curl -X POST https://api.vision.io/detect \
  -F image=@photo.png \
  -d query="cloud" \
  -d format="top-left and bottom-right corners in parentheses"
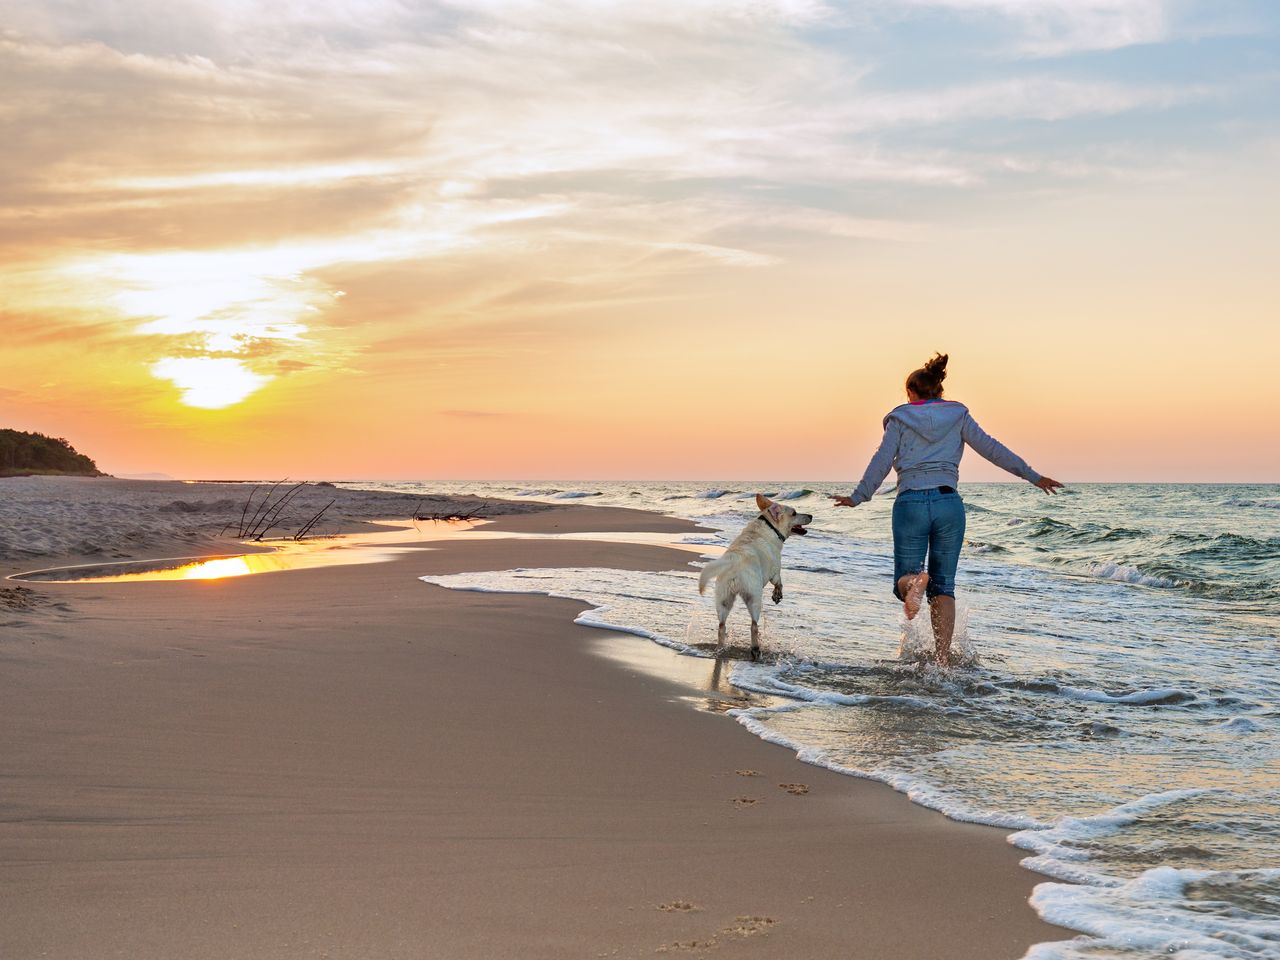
top-left (892, 0), bottom-right (1172, 56)
top-left (1, 0), bottom-right (1265, 410)
top-left (843, 75), bottom-right (1213, 128)
top-left (0, 311), bottom-right (140, 348)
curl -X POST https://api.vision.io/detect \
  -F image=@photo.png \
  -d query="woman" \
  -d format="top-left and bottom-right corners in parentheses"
top-left (832, 353), bottom-right (1062, 665)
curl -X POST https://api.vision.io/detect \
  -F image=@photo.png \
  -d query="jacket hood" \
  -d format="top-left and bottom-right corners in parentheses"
top-left (885, 400), bottom-right (968, 444)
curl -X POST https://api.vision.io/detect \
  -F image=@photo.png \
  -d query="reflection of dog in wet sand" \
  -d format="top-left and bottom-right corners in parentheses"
top-left (698, 494), bottom-right (812, 660)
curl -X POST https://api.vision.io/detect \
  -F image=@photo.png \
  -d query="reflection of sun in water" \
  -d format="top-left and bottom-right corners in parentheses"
top-left (151, 357), bottom-right (271, 409)
top-left (179, 556), bottom-right (254, 579)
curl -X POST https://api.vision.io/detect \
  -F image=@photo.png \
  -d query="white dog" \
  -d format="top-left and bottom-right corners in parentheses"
top-left (698, 494), bottom-right (812, 660)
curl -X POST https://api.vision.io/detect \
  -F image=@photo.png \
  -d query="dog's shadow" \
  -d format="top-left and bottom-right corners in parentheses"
top-left (688, 642), bottom-right (775, 663)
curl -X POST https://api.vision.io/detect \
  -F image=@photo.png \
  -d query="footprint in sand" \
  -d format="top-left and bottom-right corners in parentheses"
top-left (726, 916), bottom-right (776, 938)
top-left (657, 900), bottom-right (700, 912)
top-left (657, 937), bottom-right (716, 953)
top-left (730, 796), bottom-right (763, 807)
top-left (656, 915), bottom-right (777, 953)
top-left (0, 587), bottom-right (43, 611)
top-left (779, 783), bottom-right (809, 795)
top-left (734, 769), bottom-right (761, 777)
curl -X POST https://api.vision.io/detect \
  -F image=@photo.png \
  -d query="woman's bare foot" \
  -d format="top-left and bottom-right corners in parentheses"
top-left (897, 572), bottom-right (929, 620)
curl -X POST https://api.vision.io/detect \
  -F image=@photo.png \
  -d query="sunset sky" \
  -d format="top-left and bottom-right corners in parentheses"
top-left (2, 0), bottom-right (1276, 481)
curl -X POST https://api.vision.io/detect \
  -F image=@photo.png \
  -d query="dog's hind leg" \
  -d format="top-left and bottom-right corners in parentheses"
top-left (744, 592), bottom-right (763, 661)
top-left (715, 593), bottom-right (733, 651)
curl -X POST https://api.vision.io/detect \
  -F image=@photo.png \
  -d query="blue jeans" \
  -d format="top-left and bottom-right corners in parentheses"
top-left (891, 488), bottom-right (966, 599)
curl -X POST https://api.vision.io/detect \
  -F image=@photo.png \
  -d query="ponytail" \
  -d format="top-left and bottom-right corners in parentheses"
top-left (906, 353), bottom-right (948, 399)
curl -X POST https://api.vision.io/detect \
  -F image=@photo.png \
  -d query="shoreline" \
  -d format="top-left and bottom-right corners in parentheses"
top-left (1, 490), bottom-right (1068, 958)
top-left (0, 475), bottom-right (557, 576)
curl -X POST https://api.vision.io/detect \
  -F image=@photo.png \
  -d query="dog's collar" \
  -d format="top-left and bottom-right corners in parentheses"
top-left (758, 513), bottom-right (786, 542)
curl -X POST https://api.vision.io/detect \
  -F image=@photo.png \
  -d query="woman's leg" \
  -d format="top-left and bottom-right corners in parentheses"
top-left (891, 493), bottom-right (931, 620)
top-left (926, 493), bottom-right (967, 665)
top-left (930, 596), bottom-right (956, 663)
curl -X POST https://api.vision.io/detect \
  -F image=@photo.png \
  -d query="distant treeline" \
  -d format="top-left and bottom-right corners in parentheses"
top-left (0, 429), bottom-right (101, 477)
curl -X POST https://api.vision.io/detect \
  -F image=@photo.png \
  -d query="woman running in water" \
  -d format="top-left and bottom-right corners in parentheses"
top-left (833, 353), bottom-right (1063, 665)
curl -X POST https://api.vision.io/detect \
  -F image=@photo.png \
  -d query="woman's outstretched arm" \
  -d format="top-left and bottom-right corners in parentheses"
top-left (961, 413), bottom-right (1063, 493)
top-left (836, 419), bottom-right (903, 507)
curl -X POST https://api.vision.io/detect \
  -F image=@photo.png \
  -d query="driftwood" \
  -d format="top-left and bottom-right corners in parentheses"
top-left (413, 501), bottom-right (486, 523)
top-left (222, 479), bottom-right (311, 541)
top-left (220, 485), bottom-right (484, 543)
top-left (242, 479), bottom-right (288, 537)
top-left (249, 482), bottom-right (308, 541)
top-left (294, 499), bottom-right (336, 541)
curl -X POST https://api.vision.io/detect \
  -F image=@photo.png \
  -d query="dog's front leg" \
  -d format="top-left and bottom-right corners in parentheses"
top-left (771, 575), bottom-right (783, 605)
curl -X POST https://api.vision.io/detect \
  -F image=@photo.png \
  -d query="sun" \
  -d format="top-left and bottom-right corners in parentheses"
top-left (151, 357), bottom-right (272, 409)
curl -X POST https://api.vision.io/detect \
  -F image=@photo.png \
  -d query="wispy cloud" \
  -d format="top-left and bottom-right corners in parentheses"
top-left (0, 0), bottom-right (1271, 415)
top-left (892, 0), bottom-right (1171, 56)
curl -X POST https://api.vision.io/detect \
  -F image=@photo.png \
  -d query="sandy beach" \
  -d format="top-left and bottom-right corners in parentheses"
top-left (1, 479), bottom-right (1065, 959)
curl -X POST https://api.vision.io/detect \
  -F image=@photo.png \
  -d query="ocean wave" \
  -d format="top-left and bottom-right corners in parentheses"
top-left (1000, 517), bottom-right (1150, 550)
top-left (553, 490), bottom-right (601, 499)
top-left (1009, 789), bottom-right (1229, 890)
top-left (1025, 866), bottom-right (1280, 960)
top-left (1174, 532), bottom-right (1280, 562)
top-left (1014, 789), bottom-right (1224, 850)
top-left (1219, 717), bottom-right (1266, 733)
top-left (1077, 720), bottom-right (1125, 738)
top-left (1225, 497), bottom-right (1280, 510)
top-left (1059, 684), bottom-right (1196, 706)
top-left (694, 488), bottom-right (734, 499)
top-left (965, 540), bottom-right (1007, 554)
top-left (730, 666), bottom-right (941, 711)
top-left (1008, 679), bottom-right (1196, 706)
top-left (1026, 517), bottom-right (1073, 537)
top-left (1082, 562), bottom-right (1180, 589)
top-left (774, 488), bottom-right (814, 501)
top-left (1094, 526), bottom-right (1146, 541)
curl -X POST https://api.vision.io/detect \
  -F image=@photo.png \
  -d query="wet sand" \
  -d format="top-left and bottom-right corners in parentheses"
top-left (1, 502), bottom-right (1066, 958)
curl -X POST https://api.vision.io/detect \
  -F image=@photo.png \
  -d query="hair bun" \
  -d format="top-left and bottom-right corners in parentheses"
top-left (906, 352), bottom-right (949, 399)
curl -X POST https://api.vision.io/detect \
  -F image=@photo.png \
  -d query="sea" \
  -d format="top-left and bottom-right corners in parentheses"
top-left (352, 480), bottom-right (1279, 959)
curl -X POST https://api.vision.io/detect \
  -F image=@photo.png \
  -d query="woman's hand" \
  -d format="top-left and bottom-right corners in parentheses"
top-left (1035, 476), bottom-right (1064, 495)
top-left (831, 496), bottom-right (856, 508)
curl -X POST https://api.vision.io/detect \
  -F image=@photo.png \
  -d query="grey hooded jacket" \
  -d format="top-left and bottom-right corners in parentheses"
top-left (849, 399), bottom-right (1041, 505)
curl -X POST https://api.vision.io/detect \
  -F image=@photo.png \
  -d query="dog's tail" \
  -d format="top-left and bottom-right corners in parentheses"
top-left (698, 555), bottom-right (735, 595)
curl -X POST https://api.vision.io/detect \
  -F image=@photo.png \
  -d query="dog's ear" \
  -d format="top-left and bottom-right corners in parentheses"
top-left (755, 493), bottom-right (772, 512)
